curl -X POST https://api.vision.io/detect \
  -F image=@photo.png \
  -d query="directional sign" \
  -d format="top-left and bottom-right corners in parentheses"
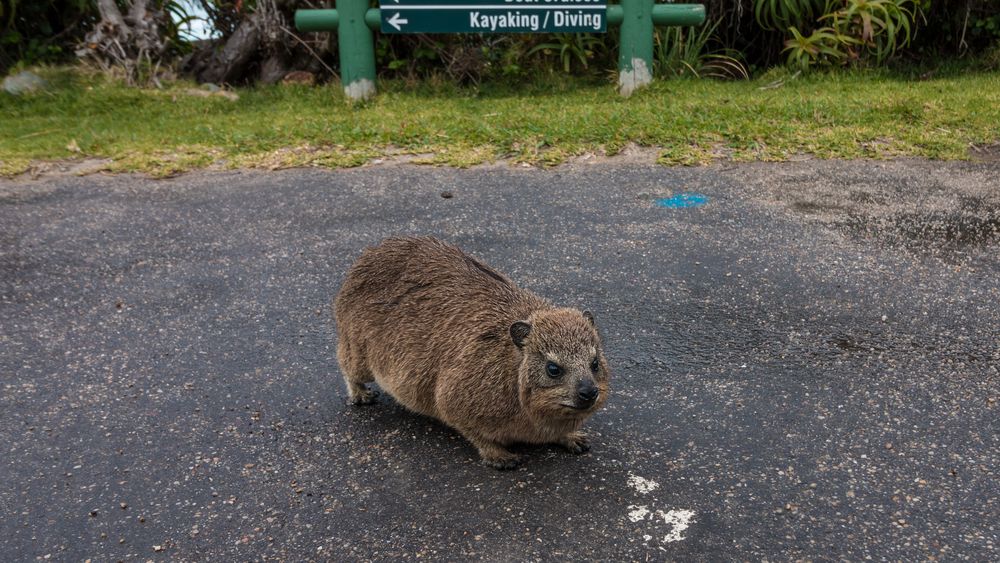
top-left (379, 0), bottom-right (608, 34)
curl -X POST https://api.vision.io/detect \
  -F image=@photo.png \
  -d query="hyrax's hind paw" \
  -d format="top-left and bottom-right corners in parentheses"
top-left (473, 440), bottom-right (521, 470)
top-left (560, 432), bottom-right (591, 455)
top-left (482, 455), bottom-right (522, 471)
top-left (349, 387), bottom-right (379, 405)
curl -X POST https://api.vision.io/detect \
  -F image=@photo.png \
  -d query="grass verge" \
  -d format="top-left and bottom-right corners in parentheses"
top-left (1, 67), bottom-right (998, 177)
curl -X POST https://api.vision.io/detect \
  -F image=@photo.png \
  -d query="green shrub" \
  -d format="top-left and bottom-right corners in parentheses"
top-left (780, 0), bottom-right (920, 69)
top-left (754, 0), bottom-right (826, 32)
top-left (824, 0), bottom-right (918, 64)
top-left (655, 19), bottom-right (749, 79)
top-left (0, 0), bottom-right (98, 73)
top-left (528, 33), bottom-right (607, 74)
top-left (1, 0), bottom-right (198, 75)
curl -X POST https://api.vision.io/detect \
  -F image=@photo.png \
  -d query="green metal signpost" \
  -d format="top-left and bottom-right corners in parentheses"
top-left (295, 0), bottom-right (705, 101)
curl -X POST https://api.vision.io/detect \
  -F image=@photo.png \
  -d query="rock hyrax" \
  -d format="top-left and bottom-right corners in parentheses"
top-left (333, 236), bottom-right (610, 469)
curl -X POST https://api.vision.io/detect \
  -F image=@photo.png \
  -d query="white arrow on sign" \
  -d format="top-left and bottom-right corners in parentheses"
top-left (388, 12), bottom-right (408, 30)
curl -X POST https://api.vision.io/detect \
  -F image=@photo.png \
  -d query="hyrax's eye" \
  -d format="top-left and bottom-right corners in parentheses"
top-left (590, 358), bottom-right (600, 373)
top-left (545, 361), bottom-right (562, 378)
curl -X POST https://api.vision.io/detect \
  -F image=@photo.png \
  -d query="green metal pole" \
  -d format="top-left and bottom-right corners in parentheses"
top-left (294, 9), bottom-right (338, 31)
top-left (293, 8), bottom-right (383, 31)
top-left (618, 0), bottom-right (655, 97)
top-left (607, 5), bottom-right (706, 27)
top-left (651, 4), bottom-right (705, 26)
top-left (365, 9), bottom-right (381, 29)
top-left (337, 0), bottom-right (376, 101)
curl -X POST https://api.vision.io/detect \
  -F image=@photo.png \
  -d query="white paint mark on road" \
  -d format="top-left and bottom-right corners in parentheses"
top-left (628, 504), bottom-right (697, 545)
top-left (657, 509), bottom-right (696, 543)
top-left (626, 473), bottom-right (695, 544)
top-left (628, 505), bottom-right (650, 522)
top-left (627, 472), bottom-right (660, 494)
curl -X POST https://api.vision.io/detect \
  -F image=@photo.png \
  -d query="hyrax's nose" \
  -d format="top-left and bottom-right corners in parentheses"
top-left (577, 379), bottom-right (599, 405)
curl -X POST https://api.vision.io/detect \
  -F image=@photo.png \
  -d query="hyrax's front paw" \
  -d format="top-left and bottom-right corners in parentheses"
top-left (349, 388), bottom-right (379, 405)
top-left (560, 432), bottom-right (591, 455)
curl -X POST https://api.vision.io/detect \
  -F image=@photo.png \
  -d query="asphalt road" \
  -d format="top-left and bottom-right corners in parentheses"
top-left (1, 159), bottom-right (998, 561)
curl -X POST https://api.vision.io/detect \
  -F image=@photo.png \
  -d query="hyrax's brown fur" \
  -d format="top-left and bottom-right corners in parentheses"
top-left (333, 237), bottom-right (610, 469)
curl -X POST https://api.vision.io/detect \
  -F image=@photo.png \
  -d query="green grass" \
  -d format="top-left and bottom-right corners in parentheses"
top-left (1, 66), bottom-right (998, 177)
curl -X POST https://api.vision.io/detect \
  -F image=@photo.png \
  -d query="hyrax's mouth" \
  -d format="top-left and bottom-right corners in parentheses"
top-left (559, 401), bottom-right (596, 412)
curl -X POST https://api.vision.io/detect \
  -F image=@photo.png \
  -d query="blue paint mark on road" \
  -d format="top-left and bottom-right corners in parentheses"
top-left (656, 193), bottom-right (709, 209)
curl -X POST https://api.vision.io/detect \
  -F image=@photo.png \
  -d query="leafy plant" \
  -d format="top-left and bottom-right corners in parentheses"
top-left (0, 0), bottom-right (98, 73)
top-left (0, 0), bottom-right (199, 75)
top-left (163, 0), bottom-right (201, 47)
top-left (782, 0), bottom-right (920, 69)
top-left (655, 19), bottom-right (749, 80)
top-left (754, 0), bottom-right (826, 32)
top-left (782, 25), bottom-right (854, 68)
top-left (376, 35), bottom-right (445, 78)
top-left (527, 33), bottom-right (606, 73)
top-left (970, 14), bottom-right (1000, 47)
top-left (822, 0), bottom-right (917, 64)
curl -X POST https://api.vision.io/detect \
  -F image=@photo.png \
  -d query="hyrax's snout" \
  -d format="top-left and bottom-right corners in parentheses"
top-left (576, 378), bottom-right (600, 407)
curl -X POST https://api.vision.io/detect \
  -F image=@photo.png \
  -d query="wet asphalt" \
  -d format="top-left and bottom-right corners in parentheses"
top-left (1, 159), bottom-right (998, 561)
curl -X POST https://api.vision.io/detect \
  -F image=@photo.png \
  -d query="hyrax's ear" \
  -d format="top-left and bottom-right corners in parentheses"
top-left (509, 321), bottom-right (532, 348)
top-left (582, 310), bottom-right (596, 327)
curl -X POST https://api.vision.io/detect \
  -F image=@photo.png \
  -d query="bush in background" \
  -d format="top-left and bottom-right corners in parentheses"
top-left (0, 0), bottom-right (99, 73)
top-left (3, 0), bottom-right (998, 84)
top-left (780, 0), bottom-right (920, 69)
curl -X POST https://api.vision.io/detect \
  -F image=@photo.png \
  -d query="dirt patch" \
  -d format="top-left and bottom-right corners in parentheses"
top-left (564, 143), bottom-right (663, 167)
top-left (790, 200), bottom-right (850, 215)
top-left (969, 143), bottom-right (1000, 163)
top-left (724, 159), bottom-right (1000, 258)
top-left (17, 158), bottom-right (113, 180)
top-left (841, 210), bottom-right (1000, 250)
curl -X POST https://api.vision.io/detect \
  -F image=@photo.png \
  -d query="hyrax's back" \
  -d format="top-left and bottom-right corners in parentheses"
top-left (333, 237), bottom-right (545, 415)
